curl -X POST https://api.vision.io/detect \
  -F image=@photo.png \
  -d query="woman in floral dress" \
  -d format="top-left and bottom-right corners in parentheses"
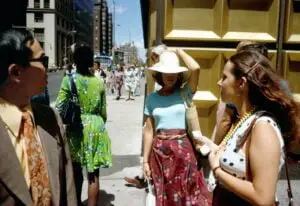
top-left (55, 45), bottom-right (112, 206)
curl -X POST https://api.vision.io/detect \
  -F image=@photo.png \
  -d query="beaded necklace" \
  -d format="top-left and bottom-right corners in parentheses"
top-left (218, 107), bottom-right (257, 150)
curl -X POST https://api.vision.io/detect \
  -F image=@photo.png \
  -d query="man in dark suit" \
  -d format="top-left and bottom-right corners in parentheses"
top-left (0, 30), bottom-right (77, 205)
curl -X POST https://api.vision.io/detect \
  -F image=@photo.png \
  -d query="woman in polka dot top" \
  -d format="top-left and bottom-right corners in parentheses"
top-left (205, 50), bottom-right (300, 206)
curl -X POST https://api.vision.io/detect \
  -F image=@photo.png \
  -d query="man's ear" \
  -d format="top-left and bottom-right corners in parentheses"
top-left (8, 64), bottom-right (21, 81)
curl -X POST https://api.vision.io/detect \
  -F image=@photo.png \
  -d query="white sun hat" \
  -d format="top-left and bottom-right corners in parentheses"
top-left (147, 51), bottom-right (191, 84)
top-left (151, 44), bottom-right (167, 55)
top-left (149, 51), bottom-right (188, 73)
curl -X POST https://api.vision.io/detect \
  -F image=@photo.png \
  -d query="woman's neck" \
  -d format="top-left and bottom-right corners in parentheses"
top-left (159, 86), bottom-right (176, 96)
top-left (235, 99), bottom-right (255, 119)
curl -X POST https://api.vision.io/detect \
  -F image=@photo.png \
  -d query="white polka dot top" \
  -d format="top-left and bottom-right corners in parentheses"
top-left (219, 113), bottom-right (285, 180)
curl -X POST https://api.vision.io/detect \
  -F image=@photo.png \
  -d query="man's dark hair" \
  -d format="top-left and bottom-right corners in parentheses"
top-left (0, 29), bottom-right (34, 85)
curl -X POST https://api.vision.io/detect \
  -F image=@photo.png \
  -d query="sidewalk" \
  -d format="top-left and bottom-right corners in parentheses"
top-left (81, 92), bottom-right (146, 206)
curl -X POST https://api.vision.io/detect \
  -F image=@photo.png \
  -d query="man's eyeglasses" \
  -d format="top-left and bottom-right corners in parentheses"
top-left (29, 56), bottom-right (49, 69)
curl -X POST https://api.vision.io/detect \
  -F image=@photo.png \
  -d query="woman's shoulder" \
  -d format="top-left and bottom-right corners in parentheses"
top-left (147, 91), bottom-right (158, 98)
top-left (253, 114), bottom-right (280, 131)
top-left (146, 91), bottom-right (160, 102)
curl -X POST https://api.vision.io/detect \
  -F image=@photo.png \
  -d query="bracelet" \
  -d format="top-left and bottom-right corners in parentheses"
top-left (212, 166), bottom-right (221, 176)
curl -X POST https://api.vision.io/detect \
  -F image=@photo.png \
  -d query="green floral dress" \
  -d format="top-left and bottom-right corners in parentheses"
top-left (55, 73), bottom-right (112, 172)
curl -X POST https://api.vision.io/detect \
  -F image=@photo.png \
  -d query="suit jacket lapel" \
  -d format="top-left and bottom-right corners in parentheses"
top-left (37, 125), bottom-right (61, 206)
top-left (0, 119), bottom-right (32, 205)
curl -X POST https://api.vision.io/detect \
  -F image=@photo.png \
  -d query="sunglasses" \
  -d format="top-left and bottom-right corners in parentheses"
top-left (29, 56), bottom-right (49, 69)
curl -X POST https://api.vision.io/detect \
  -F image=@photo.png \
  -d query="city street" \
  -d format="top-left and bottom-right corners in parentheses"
top-left (48, 71), bottom-right (300, 205)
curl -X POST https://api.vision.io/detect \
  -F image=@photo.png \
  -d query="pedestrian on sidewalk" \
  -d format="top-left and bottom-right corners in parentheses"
top-left (143, 50), bottom-right (211, 206)
top-left (115, 65), bottom-right (124, 100)
top-left (56, 44), bottom-right (112, 206)
top-left (124, 44), bottom-right (167, 189)
top-left (204, 41), bottom-right (295, 192)
top-left (94, 61), bottom-right (107, 83)
top-left (0, 29), bottom-right (77, 206)
top-left (133, 66), bottom-right (141, 96)
top-left (212, 41), bottom-right (270, 146)
top-left (124, 65), bottom-right (135, 101)
top-left (106, 69), bottom-right (114, 94)
top-left (212, 42), bottom-right (292, 145)
top-left (197, 50), bottom-right (300, 205)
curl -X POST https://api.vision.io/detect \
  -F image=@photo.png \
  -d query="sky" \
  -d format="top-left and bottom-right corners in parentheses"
top-left (107, 0), bottom-right (146, 60)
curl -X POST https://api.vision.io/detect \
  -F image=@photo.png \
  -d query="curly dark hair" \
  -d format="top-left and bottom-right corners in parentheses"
top-left (152, 72), bottom-right (184, 89)
top-left (236, 42), bottom-right (268, 58)
top-left (229, 50), bottom-right (300, 151)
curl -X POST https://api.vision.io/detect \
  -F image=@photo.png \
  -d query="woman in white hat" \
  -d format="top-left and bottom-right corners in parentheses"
top-left (143, 49), bottom-right (211, 206)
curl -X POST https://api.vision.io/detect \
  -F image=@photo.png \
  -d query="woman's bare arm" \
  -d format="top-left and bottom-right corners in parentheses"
top-left (143, 116), bottom-right (155, 163)
top-left (214, 122), bottom-right (281, 205)
top-left (176, 49), bottom-right (200, 93)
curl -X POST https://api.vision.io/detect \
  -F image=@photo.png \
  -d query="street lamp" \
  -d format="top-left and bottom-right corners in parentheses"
top-left (112, 0), bottom-right (116, 65)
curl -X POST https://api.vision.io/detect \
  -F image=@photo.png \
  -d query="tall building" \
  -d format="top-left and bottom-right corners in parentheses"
top-left (107, 13), bottom-right (113, 56)
top-left (74, 0), bottom-right (93, 47)
top-left (26, 0), bottom-right (75, 68)
top-left (93, 0), bottom-right (113, 56)
top-left (119, 42), bottom-right (138, 65)
top-left (93, 1), bottom-right (101, 56)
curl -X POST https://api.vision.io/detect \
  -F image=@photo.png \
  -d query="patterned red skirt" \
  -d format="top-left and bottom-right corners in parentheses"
top-left (150, 129), bottom-right (211, 206)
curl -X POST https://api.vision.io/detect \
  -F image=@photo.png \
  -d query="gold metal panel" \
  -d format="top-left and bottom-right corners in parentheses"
top-left (193, 91), bottom-right (218, 109)
top-left (285, 0), bottom-right (300, 43)
top-left (283, 51), bottom-right (300, 93)
top-left (146, 0), bottom-right (157, 94)
top-left (185, 48), bottom-right (223, 137)
top-left (149, 0), bottom-right (157, 47)
top-left (222, 0), bottom-right (279, 42)
top-left (163, 0), bottom-right (279, 42)
top-left (163, 0), bottom-right (223, 41)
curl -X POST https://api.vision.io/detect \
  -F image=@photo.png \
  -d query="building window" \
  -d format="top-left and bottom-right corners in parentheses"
top-left (39, 41), bottom-right (44, 49)
top-left (34, 13), bottom-right (44, 22)
top-left (34, 0), bottom-right (40, 8)
top-left (34, 28), bottom-right (44, 42)
top-left (44, 0), bottom-right (50, 8)
top-left (57, 16), bottom-right (60, 26)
